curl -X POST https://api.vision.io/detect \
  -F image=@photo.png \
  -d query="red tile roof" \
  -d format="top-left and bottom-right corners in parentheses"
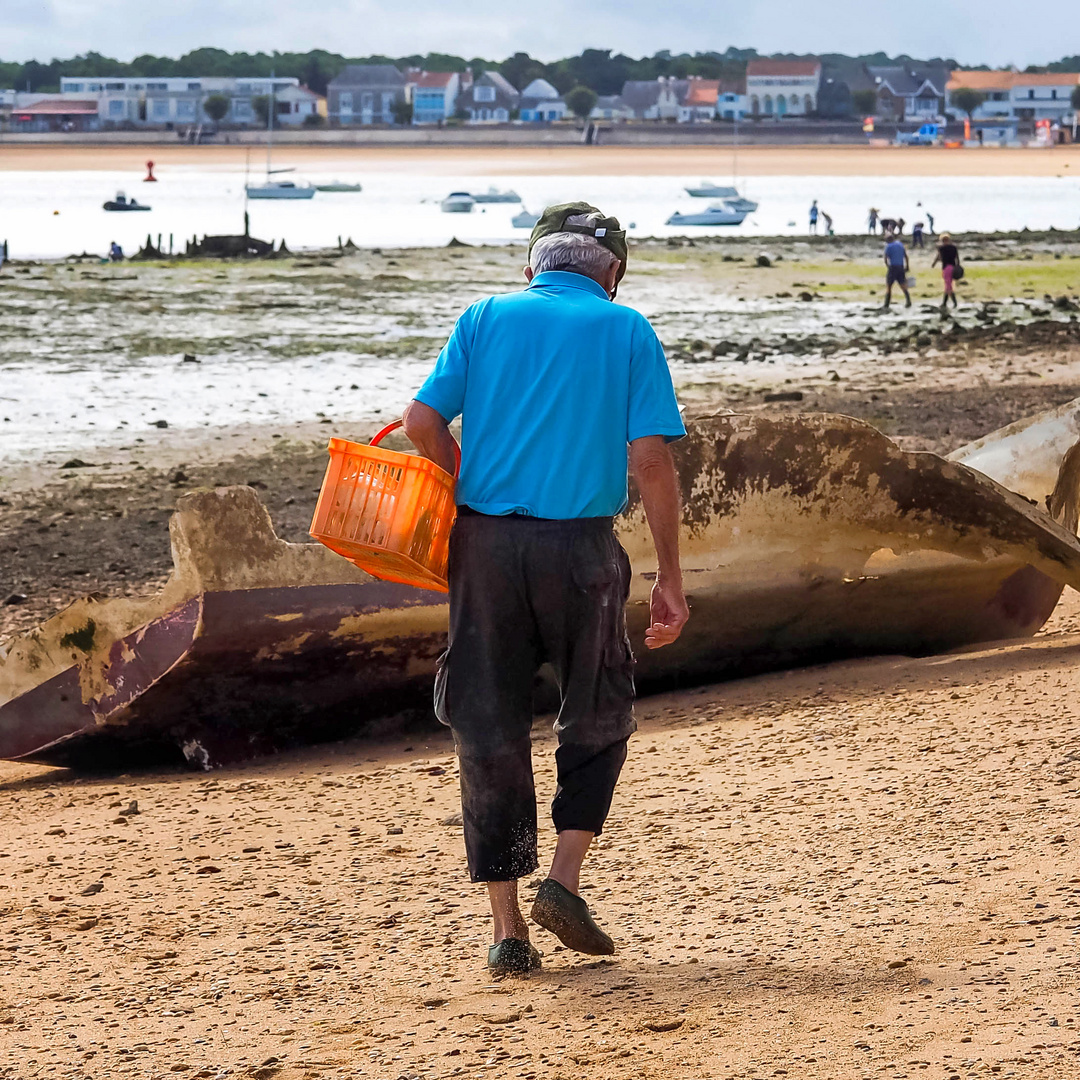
top-left (746, 60), bottom-right (821, 77)
top-left (684, 79), bottom-right (720, 106)
top-left (15, 99), bottom-right (98, 115)
top-left (412, 72), bottom-right (456, 88)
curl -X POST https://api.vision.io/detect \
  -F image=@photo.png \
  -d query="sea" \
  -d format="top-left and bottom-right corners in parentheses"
top-left (1, 167), bottom-right (1079, 260)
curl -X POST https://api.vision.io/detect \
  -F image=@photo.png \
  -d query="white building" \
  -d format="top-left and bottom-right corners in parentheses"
top-left (59, 75), bottom-right (302, 128)
top-left (947, 70), bottom-right (1080, 125)
top-left (745, 59), bottom-right (821, 118)
top-left (518, 78), bottom-right (566, 122)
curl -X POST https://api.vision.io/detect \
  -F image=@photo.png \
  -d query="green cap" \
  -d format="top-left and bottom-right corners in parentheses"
top-left (528, 201), bottom-right (628, 284)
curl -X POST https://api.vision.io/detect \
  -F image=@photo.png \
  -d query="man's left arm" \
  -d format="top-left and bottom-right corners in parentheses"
top-left (403, 400), bottom-right (458, 476)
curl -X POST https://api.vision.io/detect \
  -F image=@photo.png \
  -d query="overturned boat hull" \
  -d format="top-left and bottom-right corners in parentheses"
top-left (3, 411), bottom-right (1080, 769)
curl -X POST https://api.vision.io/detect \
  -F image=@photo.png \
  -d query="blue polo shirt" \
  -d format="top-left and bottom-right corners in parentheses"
top-left (885, 240), bottom-right (907, 267)
top-left (414, 270), bottom-right (685, 519)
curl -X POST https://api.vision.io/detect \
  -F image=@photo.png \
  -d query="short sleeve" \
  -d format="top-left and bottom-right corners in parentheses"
top-left (627, 316), bottom-right (686, 444)
top-left (413, 305), bottom-right (478, 422)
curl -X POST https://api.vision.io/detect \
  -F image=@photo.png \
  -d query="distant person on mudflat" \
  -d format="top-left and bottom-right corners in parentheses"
top-left (809, 200), bottom-right (819, 235)
top-left (403, 202), bottom-right (689, 976)
top-left (821, 211), bottom-right (834, 236)
top-left (883, 235), bottom-right (912, 309)
top-left (868, 208), bottom-right (879, 234)
top-left (932, 232), bottom-right (961, 309)
top-left (926, 211), bottom-right (935, 235)
top-left (912, 221), bottom-right (925, 248)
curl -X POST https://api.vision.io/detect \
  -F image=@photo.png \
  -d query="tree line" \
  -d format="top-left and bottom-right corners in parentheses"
top-left (3, 47), bottom-right (1077, 98)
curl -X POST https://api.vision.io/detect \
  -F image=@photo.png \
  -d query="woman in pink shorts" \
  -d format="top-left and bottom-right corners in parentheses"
top-left (932, 233), bottom-right (961, 310)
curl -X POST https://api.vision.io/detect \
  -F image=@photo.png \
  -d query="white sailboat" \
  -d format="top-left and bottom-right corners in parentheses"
top-left (246, 78), bottom-right (315, 200)
top-left (684, 117), bottom-right (758, 213)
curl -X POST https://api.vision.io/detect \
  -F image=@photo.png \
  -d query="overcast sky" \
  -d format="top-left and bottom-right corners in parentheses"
top-left (2, 0), bottom-right (1070, 69)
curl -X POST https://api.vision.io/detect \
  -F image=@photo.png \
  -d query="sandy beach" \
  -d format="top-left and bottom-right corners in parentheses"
top-left (2, 143), bottom-right (1080, 176)
top-left (2, 607), bottom-right (1080, 1078)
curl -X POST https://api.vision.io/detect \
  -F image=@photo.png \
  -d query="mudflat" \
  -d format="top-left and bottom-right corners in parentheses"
top-left (2, 142), bottom-right (1080, 176)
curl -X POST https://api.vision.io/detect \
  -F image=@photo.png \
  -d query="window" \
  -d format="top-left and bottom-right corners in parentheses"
top-left (235, 101), bottom-right (253, 120)
top-left (338, 91), bottom-right (353, 113)
top-left (67, 83), bottom-right (83, 92)
top-left (1028, 89), bottom-right (1035, 99)
top-left (106, 82), bottom-right (124, 90)
top-left (474, 85), bottom-right (496, 103)
top-left (382, 92), bottom-right (394, 112)
top-left (804, 94), bottom-right (813, 113)
top-left (1052, 89), bottom-right (1057, 99)
top-left (764, 94), bottom-right (773, 114)
top-left (238, 83), bottom-right (252, 94)
top-left (108, 99), bottom-right (125, 117)
top-left (495, 108), bottom-right (508, 122)
top-left (361, 92), bottom-right (374, 111)
top-left (750, 94), bottom-right (760, 115)
top-left (176, 100), bottom-right (195, 120)
top-left (147, 82), bottom-right (167, 91)
top-left (187, 82), bottom-right (201, 91)
top-left (88, 83), bottom-right (101, 91)
top-left (151, 99), bottom-right (170, 120)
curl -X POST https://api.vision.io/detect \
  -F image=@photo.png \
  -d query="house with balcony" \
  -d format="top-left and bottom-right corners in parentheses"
top-left (746, 59), bottom-right (821, 118)
top-left (457, 71), bottom-right (520, 123)
top-left (866, 64), bottom-right (948, 121)
top-left (327, 65), bottom-right (407, 125)
top-left (519, 78), bottom-right (566, 122)
top-left (410, 71), bottom-right (460, 124)
top-left (946, 70), bottom-right (1080, 136)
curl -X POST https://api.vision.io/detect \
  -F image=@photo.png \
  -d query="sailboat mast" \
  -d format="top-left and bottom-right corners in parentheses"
top-left (265, 71), bottom-right (274, 179)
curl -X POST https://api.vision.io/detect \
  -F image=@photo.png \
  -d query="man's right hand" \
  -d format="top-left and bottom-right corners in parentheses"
top-left (644, 573), bottom-right (689, 650)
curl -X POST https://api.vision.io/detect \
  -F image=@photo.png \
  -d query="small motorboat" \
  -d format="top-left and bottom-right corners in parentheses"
top-left (512, 208), bottom-right (541, 228)
top-left (666, 204), bottom-right (748, 227)
top-left (685, 181), bottom-right (738, 198)
top-left (723, 195), bottom-right (759, 213)
top-left (246, 180), bottom-right (315, 200)
top-left (315, 181), bottom-right (363, 193)
top-left (441, 192), bottom-right (476, 213)
top-left (471, 187), bottom-right (521, 203)
top-left (103, 192), bottom-right (150, 212)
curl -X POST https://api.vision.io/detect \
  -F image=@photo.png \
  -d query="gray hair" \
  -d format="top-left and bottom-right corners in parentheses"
top-left (529, 213), bottom-right (618, 282)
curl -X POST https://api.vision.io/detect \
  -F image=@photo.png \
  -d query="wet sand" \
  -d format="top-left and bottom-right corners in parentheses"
top-left (3, 143), bottom-right (1080, 176)
top-left (2, 607), bottom-right (1080, 1077)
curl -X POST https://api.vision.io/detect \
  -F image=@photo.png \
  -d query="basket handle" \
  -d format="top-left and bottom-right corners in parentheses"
top-left (370, 419), bottom-right (461, 479)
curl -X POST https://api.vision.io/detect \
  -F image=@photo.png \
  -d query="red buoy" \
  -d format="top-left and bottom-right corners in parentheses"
top-left (144, 160), bottom-right (157, 182)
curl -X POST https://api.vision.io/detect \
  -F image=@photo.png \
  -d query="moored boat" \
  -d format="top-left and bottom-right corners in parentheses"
top-left (315, 181), bottom-right (363, 193)
top-left (441, 192), bottom-right (476, 213)
top-left (512, 208), bottom-right (541, 228)
top-left (471, 187), bottom-right (521, 203)
top-left (666, 203), bottom-right (748, 226)
top-left (685, 181), bottom-right (738, 198)
top-left (246, 179), bottom-right (315, 200)
top-left (103, 192), bottom-right (150, 212)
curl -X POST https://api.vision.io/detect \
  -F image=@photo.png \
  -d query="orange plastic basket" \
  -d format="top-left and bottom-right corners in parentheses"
top-left (309, 420), bottom-right (459, 593)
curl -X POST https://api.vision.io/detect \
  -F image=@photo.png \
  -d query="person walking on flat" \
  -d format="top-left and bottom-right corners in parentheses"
top-left (932, 232), bottom-right (962, 309)
top-left (883, 234), bottom-right (912, 309)
top-left (404, 202), bottom-right (689, 975)
top-left (809, 199), bottom-right (819, 235)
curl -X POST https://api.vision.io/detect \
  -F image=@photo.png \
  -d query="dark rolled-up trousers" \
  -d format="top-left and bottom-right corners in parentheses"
top-left (435, 508), bottom-right (636, 882)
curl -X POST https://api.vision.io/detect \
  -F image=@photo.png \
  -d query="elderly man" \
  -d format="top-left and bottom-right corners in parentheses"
top-left (403, 202), bottom-right (688, 975)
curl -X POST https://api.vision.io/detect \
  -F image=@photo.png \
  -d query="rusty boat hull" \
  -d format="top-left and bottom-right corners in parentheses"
top-left (4, 410), bottom-right (1080, 769)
